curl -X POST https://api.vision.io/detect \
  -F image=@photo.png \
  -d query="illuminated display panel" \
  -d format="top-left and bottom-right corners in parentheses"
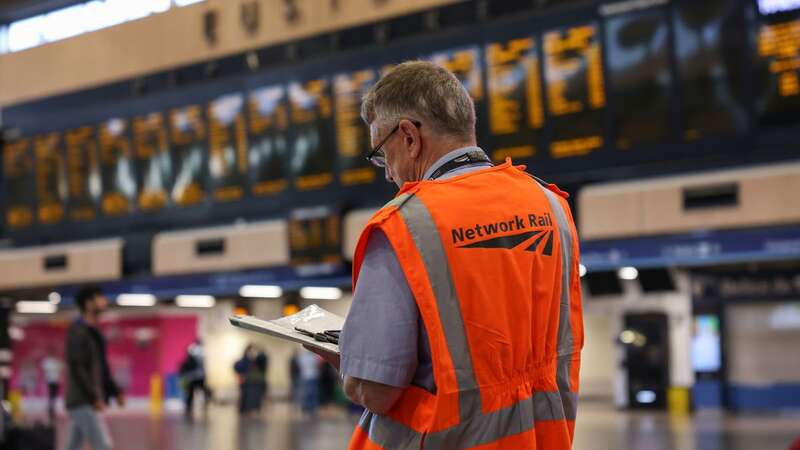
top-left (288, 208), bottom-right (342, 270)
top-left (98, 118), bottom-right (137, 216)
top-left (3, 137), bottom-right (35, 228)
top-left (606, 8), bottom-right (673, 149)
top-left (65, 126), bottom-right (100, 222)
top-left (168, 105), bottom-right (207, 206)
top-left (429, 46), bottom-right (485, 102)
top-left (673, 0), bottom-right (748, 140)
top-left (208, 93), bottom-right (248, 202)
top-left (248, 85), bottom-right (290, 197)
top-left (289, 78), bottom-right (335, 191)
top-left (544, 23), bottom-right (606, 158)
top-left (334, 69), bottom-right (379, 186)
top-left (755, 13), bottom-right (800, 125)
top-left (7, 2), bottom-right (799, 238)
top-left (34, 132), bottom-right (67, 224)
top-left (132, 112), bottom-right (171, 212)
top-left (484, 36), bottom-right (545, 164)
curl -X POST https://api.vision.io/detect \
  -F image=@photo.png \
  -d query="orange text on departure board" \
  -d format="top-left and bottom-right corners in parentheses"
top-left (544, 25), bottom-right (606, 116)
top-left (486, 37), bottom-right (544, 135)
top-left (759, 19), bottom-right (800, 97)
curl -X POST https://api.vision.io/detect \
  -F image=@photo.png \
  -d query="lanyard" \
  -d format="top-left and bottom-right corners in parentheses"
top-left (427, 150), bottom-right (493, 180)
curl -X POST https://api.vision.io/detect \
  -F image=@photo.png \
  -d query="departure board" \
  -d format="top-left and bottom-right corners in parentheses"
top-left (755, 14), bottom-right (800, 124)
top-left (34, 132), bottom-right (67, 224)
top-left (98, 118), bottom-right (137, 216)
top-left (169, 105), bottom-right (207, 206)
top-left (288, 206), bottom-right (342, 272)
top-left (673, 0), bottom-right (748, 140)
top-left (289, 79), bottom-right (335, 191)
top-left (8, 1), bottom-right (800, 239)
top-left (429, 46), bottom-right (485, 102)
top-left (334, 69), bottom-right (378, 186)
top-left (248, 85), bottom-right (290, 197)
top-left (485, 36), bottom-right (544, 163)
top-left (606, 9), bottom-right (672, 149)
top-left (3, 138), bottom-right (35, 229)
top-left (208, 93), bottom-right (248, 202)
top-left (544, 23), bottom-right (606, 158)
top-left (65, 127), bottom-right (100, 222)
top-left (132, 112), bottom-right (171, 212)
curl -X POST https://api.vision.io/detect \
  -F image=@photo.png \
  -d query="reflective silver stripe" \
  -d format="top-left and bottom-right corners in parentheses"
top-left (399, 196), bottom-right (482, 422)
top-left (361, 391), bottom-right (573, 449)
top-left (540, 186), bottom-right (578, 419)
top-left (384, 192), bottom-right (413, 210)
top-left (361, 410), bottom-right (424, 449)
top-left (561, 391), bottom-right (579, 421)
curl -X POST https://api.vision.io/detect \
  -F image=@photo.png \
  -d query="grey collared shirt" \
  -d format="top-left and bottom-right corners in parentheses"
top-left (339, 146), bottom-right (492, 392)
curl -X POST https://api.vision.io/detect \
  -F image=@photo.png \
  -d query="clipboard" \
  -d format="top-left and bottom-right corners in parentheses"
top-left (229, 304), bottom-right (343, 355)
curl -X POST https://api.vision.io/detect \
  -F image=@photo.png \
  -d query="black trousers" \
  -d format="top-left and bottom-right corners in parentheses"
top-left (47, 382), bottom-right (58, 416)
top-left (185, 378), bottom-right (211, 412)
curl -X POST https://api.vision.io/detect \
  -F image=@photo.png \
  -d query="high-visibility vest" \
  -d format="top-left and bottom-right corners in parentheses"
top-left (348, 160), bottom-right (584, 450)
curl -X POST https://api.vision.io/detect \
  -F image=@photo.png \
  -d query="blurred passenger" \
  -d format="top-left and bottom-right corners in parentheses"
top-left (257, 347), bottom-right (270, 404)
top-left (18, 360), bottom-right (38, 397)
top-left (64, 286), bottom-right (124, 450)
top-left (41, 347), bottom-right (62, 419)
top-left (289, 350), bottom-right (300, 404)
top-left (179, 340), bottom-right (211, 416)
top-left (296, 349), bottom-right (321, 417)
top-left (319, 363), bottom-right (338, 406)
top-left (234, 344), bottom-right (268, 415)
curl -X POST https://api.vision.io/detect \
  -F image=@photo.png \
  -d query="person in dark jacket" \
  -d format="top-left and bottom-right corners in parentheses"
top-left (179, 340), bottom-right (212, 417)
top-left (63, 286), bottom-right (124, 450)
top-left (234, 344), bottom-right (268, 415)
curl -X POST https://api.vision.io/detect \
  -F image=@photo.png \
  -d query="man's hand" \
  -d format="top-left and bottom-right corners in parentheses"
top-left (343, 376), bottom-right (404, 415)
top-left (94, 400), bottom-right (106, 412)
top-left (302, 345), bottom-right (403, 414)
top-left (303, 345), bottom-right (340, 371)
top-left (117, 394), bottom-right (126, 408)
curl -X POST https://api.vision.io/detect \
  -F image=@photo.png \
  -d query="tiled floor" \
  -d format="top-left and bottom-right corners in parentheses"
top-left (45, 401), bottom-right (799, 450)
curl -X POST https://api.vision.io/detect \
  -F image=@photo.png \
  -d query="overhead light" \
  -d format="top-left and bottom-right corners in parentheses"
top-left (300, 287), bottom-right (342, 300)
top-left (636, 390), bottom-right (657, 404)
top-left (579, 264), bottom-right (587, 278)
top-left (116, 293), bottom-right (157, 307)
top-left (618, 266), bottom-right (639, 281)
top-left (16, 301), bottom-right (57, 314)
top-left (48, 292), bottom-right (61, 305)
top-left (175, 295), bottom-right (216, 308)
top-left (239, 285), bottom-right (283, 298)
top-left (620, 329), bottom-right (636, 345)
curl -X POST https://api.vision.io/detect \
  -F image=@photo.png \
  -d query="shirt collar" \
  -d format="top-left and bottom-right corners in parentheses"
top-left (422, 146), bottom-right (489, 180)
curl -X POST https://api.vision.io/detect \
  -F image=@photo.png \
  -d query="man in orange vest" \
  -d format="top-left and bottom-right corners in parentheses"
top-left (313, 60), bottom-right (584, 449)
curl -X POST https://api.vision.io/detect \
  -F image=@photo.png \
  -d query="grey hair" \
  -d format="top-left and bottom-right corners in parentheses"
top-left (361, 60), bottom-right (476, 140)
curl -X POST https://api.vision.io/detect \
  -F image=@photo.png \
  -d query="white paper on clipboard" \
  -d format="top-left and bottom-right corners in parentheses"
top-left (229, 304), bottom-right (344, 355)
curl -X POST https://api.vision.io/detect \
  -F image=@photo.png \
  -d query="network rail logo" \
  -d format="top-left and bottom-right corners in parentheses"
top-left (451, 213), bottom-right (555, 255)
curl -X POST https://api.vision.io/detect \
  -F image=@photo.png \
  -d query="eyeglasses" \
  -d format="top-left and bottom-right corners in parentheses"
top-left (366, 120), bottom-right (421, 168)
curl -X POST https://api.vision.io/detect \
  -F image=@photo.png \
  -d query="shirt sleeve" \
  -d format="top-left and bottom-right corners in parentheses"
top-left (339, 229), bottom-right (420, 388)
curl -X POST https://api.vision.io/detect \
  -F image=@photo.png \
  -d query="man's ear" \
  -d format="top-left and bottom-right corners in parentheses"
top-left (399, 120), bottom-right (421, 159)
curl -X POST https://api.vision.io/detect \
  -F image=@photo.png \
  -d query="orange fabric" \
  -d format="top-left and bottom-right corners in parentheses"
top-left (533, 420), bottom-right (572, 450)
top-left (348, 426), bottom-right (385, 450)
top-left (349, 161), bottom-right (583, 449)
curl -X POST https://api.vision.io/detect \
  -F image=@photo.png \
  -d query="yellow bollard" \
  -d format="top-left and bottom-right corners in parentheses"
top-left (8, 389), bottom-right (22, 424)
top-left (150, 374), bottom-right (162, 416)
top-left (667, 386), bottom-right (691, 416)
